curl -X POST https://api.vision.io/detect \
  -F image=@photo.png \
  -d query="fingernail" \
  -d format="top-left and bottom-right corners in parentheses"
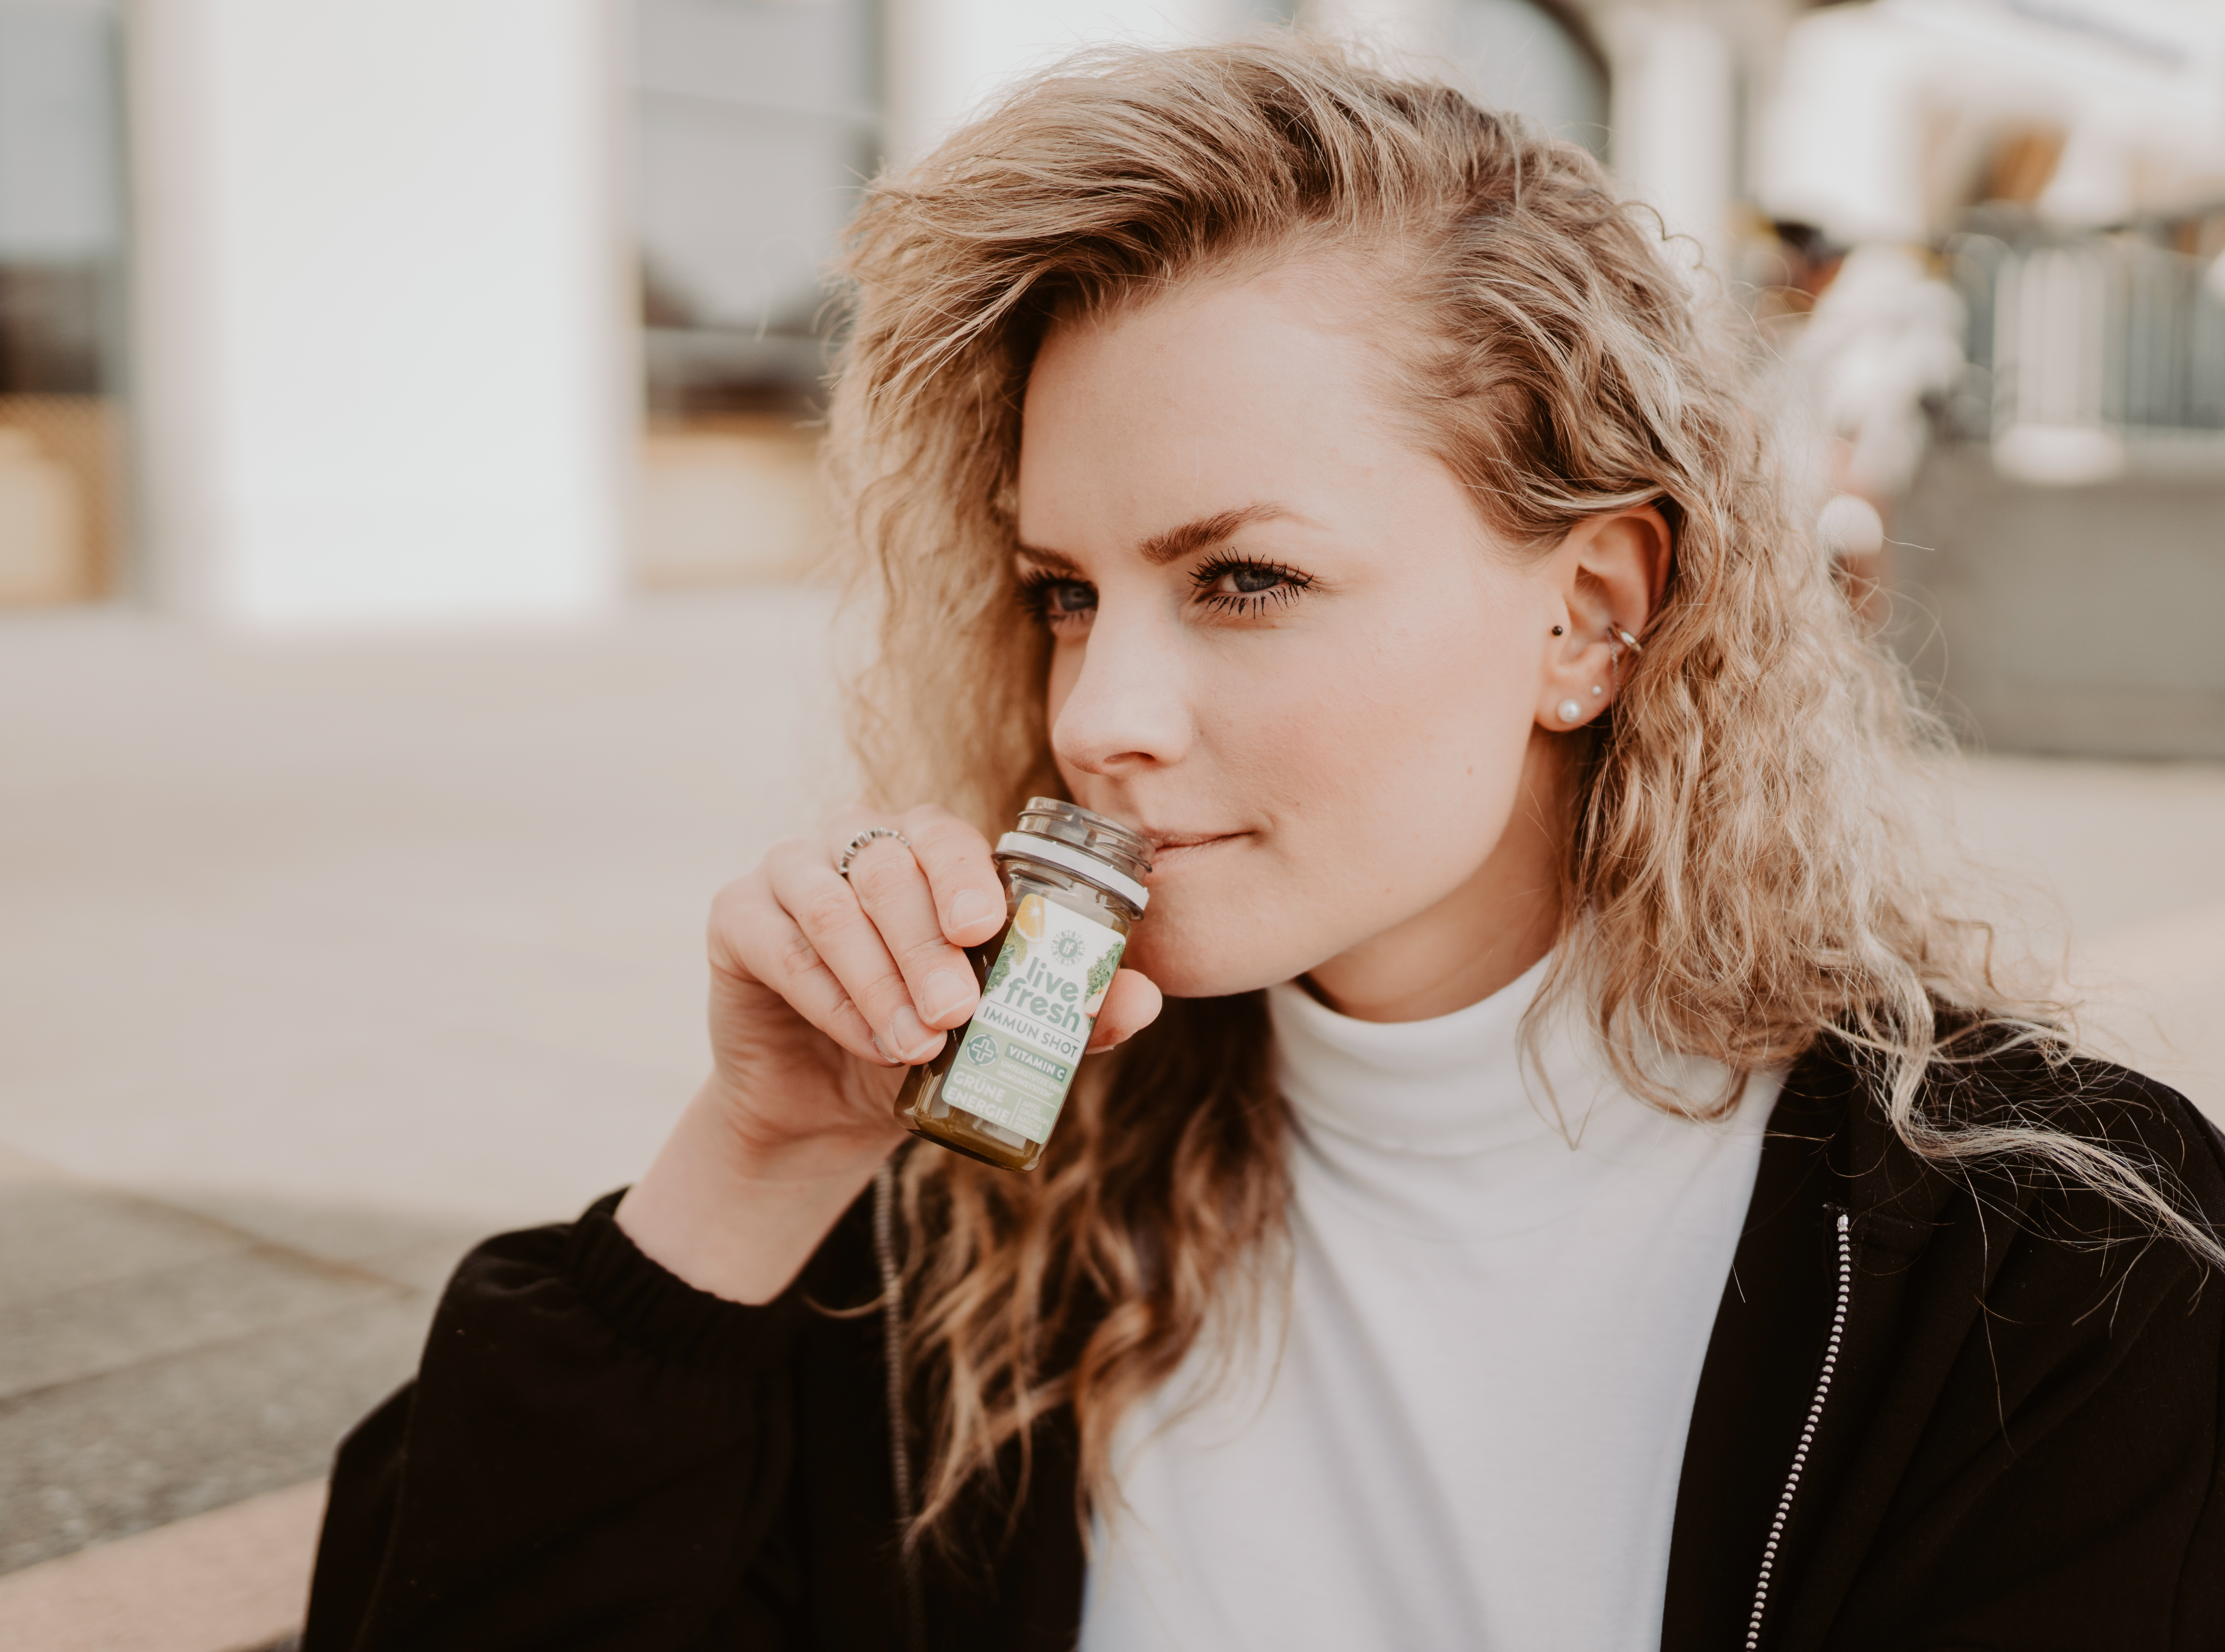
top-left (869, 1033), bottom-right (898, 1065)
top-left (949, 888), bottom-right (994, 930)
top-left (889, 1006), bottom-right (938, 1063)
top-left (919, 967), bottom-right (976, 1024)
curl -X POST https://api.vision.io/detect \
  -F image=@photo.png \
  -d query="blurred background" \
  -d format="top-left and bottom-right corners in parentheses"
top-left (1, 0), bottom-right (2220, 1645)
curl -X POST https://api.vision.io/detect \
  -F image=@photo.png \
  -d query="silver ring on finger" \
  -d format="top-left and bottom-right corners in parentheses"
top-left (837, 825), bottom-right (913, 879)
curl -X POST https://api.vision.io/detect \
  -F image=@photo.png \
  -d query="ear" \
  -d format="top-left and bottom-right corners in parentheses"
top-left (1535, 505), bottom-right (1671, 733)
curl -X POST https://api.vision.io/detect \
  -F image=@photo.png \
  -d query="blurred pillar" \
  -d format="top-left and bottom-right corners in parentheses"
top-left (1752, 3), bottom-right (1922, 247)
top-left (128, 0), bottom-right (630, 627)
top-left (1602, 8), bottom-right (1735, 277)
top-left (882, 0), bottom-right (1252, 166)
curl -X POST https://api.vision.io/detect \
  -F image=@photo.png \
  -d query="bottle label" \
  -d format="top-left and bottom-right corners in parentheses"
top-left (945, 893), bottom-right (1125, 1145)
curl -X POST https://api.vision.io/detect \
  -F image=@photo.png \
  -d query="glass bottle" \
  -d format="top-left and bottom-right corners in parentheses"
top-left (895, 798), bottom-right (1150, 1171)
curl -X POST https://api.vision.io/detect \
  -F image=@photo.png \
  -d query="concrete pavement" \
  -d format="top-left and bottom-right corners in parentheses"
top-left (0, 1480), bottom-right (321, 1652)
top-left (2, 589), bottom-right (849, 1645)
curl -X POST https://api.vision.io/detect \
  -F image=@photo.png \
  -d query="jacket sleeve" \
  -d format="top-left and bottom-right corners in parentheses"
top-left (301, 1190), bottom-right (857, 1651)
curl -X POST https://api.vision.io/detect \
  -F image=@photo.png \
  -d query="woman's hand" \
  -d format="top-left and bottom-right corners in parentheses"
top-left (617, 803), bottom-right (1162, 1304)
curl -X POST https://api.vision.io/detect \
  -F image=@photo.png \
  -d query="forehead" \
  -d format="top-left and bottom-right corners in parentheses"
top-left (1014, 267), bottom-right (1411, 557)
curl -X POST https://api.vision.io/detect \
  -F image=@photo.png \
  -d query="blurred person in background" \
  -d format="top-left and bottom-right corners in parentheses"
top-left (1751, 220), bottom-right (1964, 630)
top-left (304, 40), bottom-right (2225, 1652)
top-left (1790, 241), bottom-right (1964, 627)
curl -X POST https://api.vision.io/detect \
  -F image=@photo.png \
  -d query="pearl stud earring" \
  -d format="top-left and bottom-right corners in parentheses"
top-left (1556, 698), bottom-right (1583, 724)
top-left (1591, 684), bottom-right (1604, 696)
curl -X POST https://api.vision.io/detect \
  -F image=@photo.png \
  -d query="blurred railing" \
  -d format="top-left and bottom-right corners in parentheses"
top-left (1947, 224), bottom-right (2225, 477)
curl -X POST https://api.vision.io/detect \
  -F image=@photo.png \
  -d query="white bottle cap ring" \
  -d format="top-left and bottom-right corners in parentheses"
top-left (994, 831), bottom-right (1150, 911)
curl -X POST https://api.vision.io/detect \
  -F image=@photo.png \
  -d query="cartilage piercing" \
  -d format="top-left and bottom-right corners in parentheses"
top-left (1605, 623), bottom-right (1642, 685)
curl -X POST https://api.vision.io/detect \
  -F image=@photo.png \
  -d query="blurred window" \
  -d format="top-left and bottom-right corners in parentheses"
top-left (632, 0), bottom-right (876, 588)
top-left (0, 0), bottom-right (126, 606)
top-left (624, 0), bottom-right (1605, 589)
top-left (635, 0), bottom-right (876, 420)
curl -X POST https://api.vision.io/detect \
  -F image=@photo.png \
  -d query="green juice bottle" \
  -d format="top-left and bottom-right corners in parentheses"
top-left (895, 799), bottom-right (1150, 1172)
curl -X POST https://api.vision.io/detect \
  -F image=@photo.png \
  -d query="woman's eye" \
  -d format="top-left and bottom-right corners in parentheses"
top-left (1220, 565), bottom-right (1284, 595)
top-left (1194, 557), bottom-right (1311, 615)
top-left (1023, 576), bottom-right (1097, 631)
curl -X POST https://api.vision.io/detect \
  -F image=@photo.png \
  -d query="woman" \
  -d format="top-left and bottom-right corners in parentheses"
top-left (304, 40), bottom-right (2225, 1652)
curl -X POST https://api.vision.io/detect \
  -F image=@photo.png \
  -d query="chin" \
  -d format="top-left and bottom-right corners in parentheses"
top-left (1119, 900), bottom-right (1310, 1001)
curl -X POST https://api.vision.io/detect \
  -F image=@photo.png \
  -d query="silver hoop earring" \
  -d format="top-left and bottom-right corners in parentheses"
top-left (1556, 698), bottom-right (1583, 725)
top-left (1605, 625), bottom-right (1642, 683)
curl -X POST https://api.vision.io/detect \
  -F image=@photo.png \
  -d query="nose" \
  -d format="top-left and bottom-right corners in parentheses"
top-left (1048, 603), bottom-right (1194, 779)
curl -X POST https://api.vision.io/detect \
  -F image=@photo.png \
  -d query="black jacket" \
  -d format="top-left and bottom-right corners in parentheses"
top-left (305, 1037), bottom-right (2225, 1650)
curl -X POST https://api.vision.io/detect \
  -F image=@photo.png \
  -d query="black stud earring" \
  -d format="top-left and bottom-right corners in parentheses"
top-left (1550, 624), bottom-right (1564, 636)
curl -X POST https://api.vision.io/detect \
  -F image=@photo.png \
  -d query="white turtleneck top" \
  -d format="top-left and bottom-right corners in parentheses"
top-left (1077, 956), bottom-right (1781, 1651)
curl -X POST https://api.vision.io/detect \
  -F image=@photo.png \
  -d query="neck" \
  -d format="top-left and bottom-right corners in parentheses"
top-left (1302, 731), bottom-right (1569, 1023)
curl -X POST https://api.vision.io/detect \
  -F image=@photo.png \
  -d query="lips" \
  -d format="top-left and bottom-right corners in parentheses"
top-left (1138, 831), bottom-right (1246, 876)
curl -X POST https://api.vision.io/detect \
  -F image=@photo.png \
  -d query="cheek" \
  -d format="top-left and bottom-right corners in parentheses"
top-left (1119, 582), bottom-right (1544, 995)
top-left (1120, 870), bottom-right (1293, 997)
top-left (1044, 639), bottom-right (1082, 725)
top-left (1263, 586), bottom-right (1539, 843)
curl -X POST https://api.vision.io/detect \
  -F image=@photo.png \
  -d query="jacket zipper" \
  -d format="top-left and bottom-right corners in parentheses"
top-left (1744, 1211), bottom-right (1852, 1651)
top-left (874, 1157), bottom-right (927, 1652)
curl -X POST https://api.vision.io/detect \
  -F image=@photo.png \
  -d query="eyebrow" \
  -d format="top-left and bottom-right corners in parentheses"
top-left (1016, 503), bottom-right (1300, 574)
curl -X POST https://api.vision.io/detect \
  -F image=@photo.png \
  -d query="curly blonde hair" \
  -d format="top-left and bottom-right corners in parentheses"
top-left (821, 35), bottom-right (2211, 1552)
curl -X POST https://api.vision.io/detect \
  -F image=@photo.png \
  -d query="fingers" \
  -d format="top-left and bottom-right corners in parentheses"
top-left (894, 804), bottom-right (1007, 948)
top-left (763, 838), bottom-right (952, 1065)
top-left (834, 810), bottom-right (992, 1035)
top-left (1087, 968), bottom-right (1164, 1054)
top-left (708, 870), bottom-right (885, 1065)
top-left (733, 807), bottom-right (1151, 1079)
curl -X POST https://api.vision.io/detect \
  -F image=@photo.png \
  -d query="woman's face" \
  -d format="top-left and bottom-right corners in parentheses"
top-left (1016, 264), bottom-right (1656, 1018)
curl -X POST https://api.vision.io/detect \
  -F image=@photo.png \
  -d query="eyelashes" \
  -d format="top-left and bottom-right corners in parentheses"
top-left (1018, 554), bottom-right (1314, 631)
top-left (1190, 550), bottom-right (1312, 617)
top-left (1016, 570), bottom-right (1097, 629)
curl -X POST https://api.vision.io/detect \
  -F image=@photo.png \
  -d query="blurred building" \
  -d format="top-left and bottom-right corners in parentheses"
top-left (630, 0), bottom-right (1611, 586)
top-left (1752, 0), bottom-right (2225, 758)
top-left (0, 0), bottom-right (1617, 619)
top-left (0, 0), bottom-right (628, 625)
top-left (1759, 0), bottom-right (2225, 482)
top-left (3, 0), bottom-right (2221, 754)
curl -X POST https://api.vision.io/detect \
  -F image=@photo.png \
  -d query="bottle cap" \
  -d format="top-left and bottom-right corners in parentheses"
top-left (999, 797), bottom-right (1151, 911)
